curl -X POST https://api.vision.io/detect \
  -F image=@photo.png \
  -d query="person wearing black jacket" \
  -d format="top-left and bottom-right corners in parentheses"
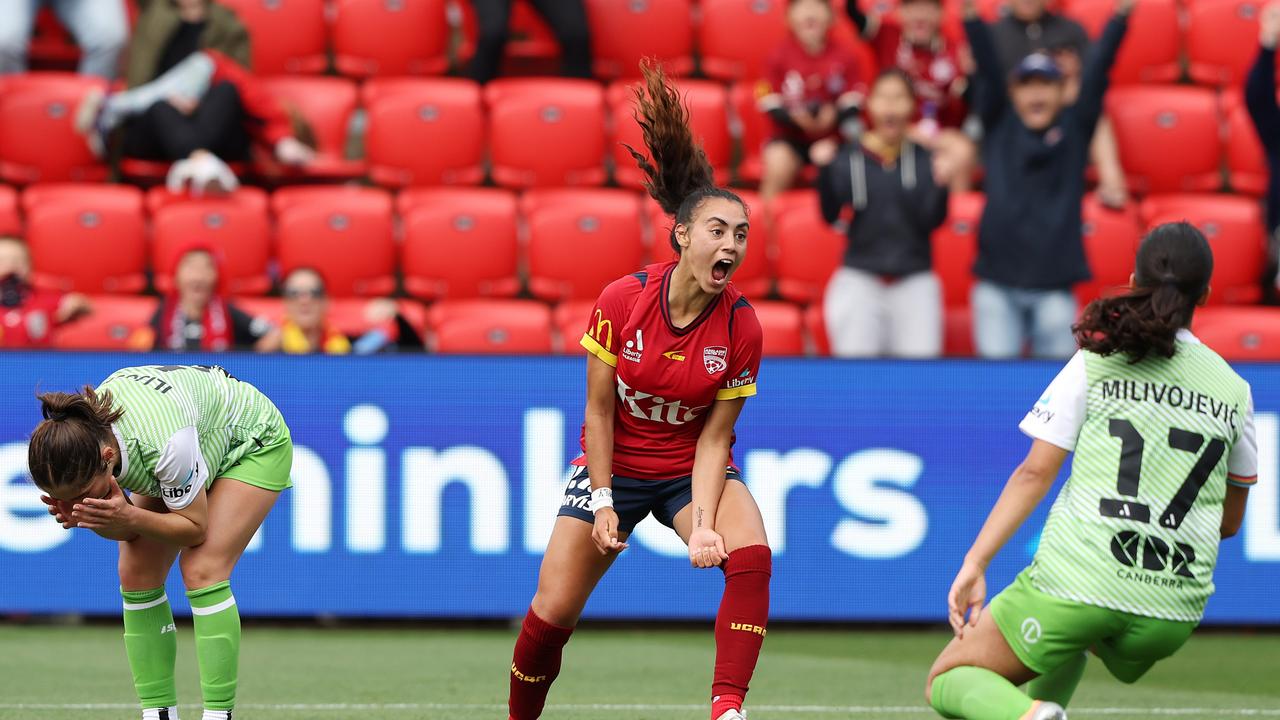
top-left (816, 69), bottom-right (950, 357)
top-left (1244, 3), bottom-right (1280, 304)
top-left (964, 0), bottom-right (1130, 358)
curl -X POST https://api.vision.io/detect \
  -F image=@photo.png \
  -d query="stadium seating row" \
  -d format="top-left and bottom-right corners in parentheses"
top-left (1, 183), bottom-right (1267, 308)
top-left (25, 0), bottom-right (1280, 89)
top-left (0, 72), bottom-right (1273, 195)
top-left (48, 291), bottom-right (1280, 360)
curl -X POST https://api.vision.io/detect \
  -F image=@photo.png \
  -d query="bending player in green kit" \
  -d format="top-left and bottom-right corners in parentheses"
top-left (925, 223), bottom-right (1259, 720)
top-left (28, 364), bottom-right (293, 720)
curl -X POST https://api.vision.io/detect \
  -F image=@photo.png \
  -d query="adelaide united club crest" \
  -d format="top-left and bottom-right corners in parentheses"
top-left (703, 346), bottom-right (728, 374)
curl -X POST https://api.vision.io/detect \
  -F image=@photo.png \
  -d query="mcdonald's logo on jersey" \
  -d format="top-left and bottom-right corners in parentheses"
top-left (590, 309), bottom-right (613, 351)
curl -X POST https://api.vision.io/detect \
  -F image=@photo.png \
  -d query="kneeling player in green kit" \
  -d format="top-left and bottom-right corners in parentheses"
top-left (28, 365), bottom-right (293, 720)
top-left (925, 223), bottom-right (1259, 720)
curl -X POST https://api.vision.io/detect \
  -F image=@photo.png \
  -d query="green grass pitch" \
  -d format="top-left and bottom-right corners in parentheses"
top-left (1, 625), bottom-right (1277, 719)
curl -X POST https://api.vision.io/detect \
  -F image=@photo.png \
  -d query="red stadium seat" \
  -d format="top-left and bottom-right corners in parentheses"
top-left (771, 191), bottom-right (845, 303)
top-left (398, 187), bottom-right (522, 301)
top-left (255, 77), bottom-right (364, 180)
top-left (1186, 0), bottom-right (1270, 87)
top-left (0, 185), bottom-right (19, 235)
top-left (1222, 89), bottom-right (1268, 195)
top-left (586, 0), bottom-right (695, 79)
top-left (730, 81), bottom-right (771, 184)
top-left (430, 299), bottom-right (555, 354)
top-left (752, 300), bottom-right (806, 356)
top-left (363, 78), bottom-right (486, 187)
top-left (553, 299), bottom-right (597, 353)
top-left (151, 196), bottom-right (273, 296)
top-left (645, 189), bottom-right (774, 298)
top-left (1063, 0), bottom-right (1181, 84)
top-left (608, 79), bottom-right (732, 188)
top-left (332, 0), bottom-right (452, 77)
top-left (1106, 86), bottom-right (1224, 195)
top-left (1141, 193), bottom-right (1267, 305)
top-left (0, 73), bottom-right (108, 184)
top-left (51, 295), bottom-right (157, 351)
top-left (1076, 193), bottom-right (1142, 306)
top-left (804, 301), bottom-right (829, 356)
top-left (144, 186), bottom-right (269, 215)
top-left (698, 0), bottom-right (790, 81)
top-left (275, 186), bottom-right (396, 297)
top-left (1192, 306), bottom-right (1280, 360)
top-left (485, 79), bottom-right (608, 188)
top-left (234, 296), bottom-right (427, 341)
top-left (23, 184), bottom-right (146, 293)
top-left (524, 189), bottom-right (647, 301)
top-left (217, 0), bottom-right (328, 75)
top-left (931, 191), bottom-right (984, 308)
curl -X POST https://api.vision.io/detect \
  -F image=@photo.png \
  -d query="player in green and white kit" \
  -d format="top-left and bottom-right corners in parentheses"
top-left (28, 364), bottom-right (292, 720)
top-left (925, 223), bottom-right (1259, 720)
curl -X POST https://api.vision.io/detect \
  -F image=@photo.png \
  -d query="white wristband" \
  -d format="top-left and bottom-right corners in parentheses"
top-left (590, 487), bottom-right (614, 514)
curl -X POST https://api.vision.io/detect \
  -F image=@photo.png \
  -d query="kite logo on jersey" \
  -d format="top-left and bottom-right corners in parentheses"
top-left (703, 346), bottom-right (728, 374)
top-left (1020, 618), bottom-right (1042, 645)
top-left (616, 376), bottom-right (707, 426)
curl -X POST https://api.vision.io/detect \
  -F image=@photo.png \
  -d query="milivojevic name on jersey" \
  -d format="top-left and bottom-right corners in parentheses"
top-left (1100, 379), bottom-right (1242, 431)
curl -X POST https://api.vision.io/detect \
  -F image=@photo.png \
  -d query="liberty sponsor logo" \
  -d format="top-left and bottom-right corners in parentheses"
top-left (730, 622), bottom-right (767, 637)
top-left (1028, 391), bottom-right (1054, 423)
top-left (623, 329), bottom-right (644, 363)
top-left (511, 663), bottom-right (547, 683)
top-left (662, 350), bottom-right (686, 362)
top-left (703, 346), bottom-right (728, 374)
top-left (1020, 617), bottom-right (1042, 645)
top-left (726, 369), bottom-right (754, 389)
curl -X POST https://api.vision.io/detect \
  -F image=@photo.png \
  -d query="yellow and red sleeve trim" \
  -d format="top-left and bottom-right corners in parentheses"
top-left (1227, 474), bottom-right (1258, 488)
top-left (580, 333), bottom-right (618, 367)
top-left (716, 383), bottom-right (758, 401)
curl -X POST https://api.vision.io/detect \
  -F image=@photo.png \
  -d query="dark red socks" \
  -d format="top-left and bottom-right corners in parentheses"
top-left (711, 544), bottom-right (772, 718)
top-left (508, 608), bottom-right (574, 720)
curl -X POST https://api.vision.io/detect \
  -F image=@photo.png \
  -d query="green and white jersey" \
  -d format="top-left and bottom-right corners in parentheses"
top-left (98, 365), bottom-right (288, 511)
top-left (1019, 330), bottom-right (1258, 622)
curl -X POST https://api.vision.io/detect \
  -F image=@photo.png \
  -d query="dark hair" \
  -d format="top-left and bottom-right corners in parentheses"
top-left (871, 67), bottom-right (917, 100)
top-left (1073, 222), bottom-right (1214, 363)
top-left (283, 266), bottom-right (328, 292)
top-left (28, 387), bottom-right (124, 494)
top-left (623, 59), bottom-right (746, 253)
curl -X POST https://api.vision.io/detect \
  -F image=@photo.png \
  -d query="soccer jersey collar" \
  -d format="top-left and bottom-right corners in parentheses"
top-left (1176, 328), bottom-right (1201, 345)
top-left (111, 425), bottom-right (130, 479)
top-left (660, 265), bottom-right (721, 336)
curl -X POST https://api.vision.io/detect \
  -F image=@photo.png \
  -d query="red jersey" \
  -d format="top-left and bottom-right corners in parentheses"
top-left (208, 51), bottom-right (293, 151)
top-left (0, 288), bottom-right (61, 348)
top-left (575, 262), bottom-right (763, 480)
top-left (867, 20), bottom-right (969, 129)
top-left (758, 36), bottom-right (866, 142)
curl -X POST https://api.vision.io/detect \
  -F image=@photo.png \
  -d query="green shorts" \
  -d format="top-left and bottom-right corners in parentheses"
top-left (989, 569), bottom-right (1197, 683)
top-left (216, 434), bottom-right (294, 493)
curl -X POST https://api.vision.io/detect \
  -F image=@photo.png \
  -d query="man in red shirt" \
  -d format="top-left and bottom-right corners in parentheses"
top-left (757, 0), bottom-right (867, 201)
top-left (847, 0), bottom-right (979, 191)
top-left (0, 237), bottom-right (90, 348)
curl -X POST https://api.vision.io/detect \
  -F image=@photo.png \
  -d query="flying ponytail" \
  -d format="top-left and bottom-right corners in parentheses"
top-left (623, 59), bottom-right (744, 253)
top-left (28, 387), bottom-right (123, 493)
top-left (1073, 222), bottom-right (1214, 363)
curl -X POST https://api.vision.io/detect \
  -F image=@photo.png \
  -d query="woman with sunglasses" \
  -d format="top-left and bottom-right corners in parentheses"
top-left (257, 267), bottom-right (422, 354)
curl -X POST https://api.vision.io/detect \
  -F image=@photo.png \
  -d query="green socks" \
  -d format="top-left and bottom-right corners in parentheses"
top-left (930, 666), bottom-right (1035, 720)
top-left (121, 587), bottom-right (178, 712)
top-left (186, 581), bottom-right (241, 712)
top-left (1027, 651), bottom-right (1086, 706)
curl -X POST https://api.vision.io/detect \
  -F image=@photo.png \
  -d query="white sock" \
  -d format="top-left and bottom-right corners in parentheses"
top-left (142, 708), bottom-right (179, 720)
top-left (202, 710), bottom-right (231, 720)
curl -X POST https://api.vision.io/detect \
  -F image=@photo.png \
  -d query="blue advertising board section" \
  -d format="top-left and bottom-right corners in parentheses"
top-left (0, 353), bottom-right (1276, 623)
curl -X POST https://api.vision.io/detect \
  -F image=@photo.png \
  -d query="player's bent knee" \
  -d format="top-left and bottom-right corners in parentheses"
top-left (529, 592), bottom-right (582, 629)
top-left (178, 554), bottom-right (232, 590)
top-left (118, 558), bottom-right (168, 590)
top-left (1106, 662), bottom-right (1149, 685)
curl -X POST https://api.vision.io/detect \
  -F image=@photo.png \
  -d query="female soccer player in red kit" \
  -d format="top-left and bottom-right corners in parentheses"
top-left (507, 61), bottom-right (771, 720)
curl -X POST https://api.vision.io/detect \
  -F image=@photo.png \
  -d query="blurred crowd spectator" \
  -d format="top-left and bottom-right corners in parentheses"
top-left (0, 0), bottom-right (129, 79)
top-left (0, 236), bottom-right (90, 348)
top-left (256, 268), bottom-right (423, 355)
top-left (758, 0), bottom-right (866, 202)
top-left (817, 69), bottom-right (950, 357)
top-left (1247, 4), bottom-right (1280, 304)
top-left (964, 0), bottom-right (1130, 358)
top-left (469, 0), bottom-right (591, 83)
top-left (146, 248), bottom-right (273, 351)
